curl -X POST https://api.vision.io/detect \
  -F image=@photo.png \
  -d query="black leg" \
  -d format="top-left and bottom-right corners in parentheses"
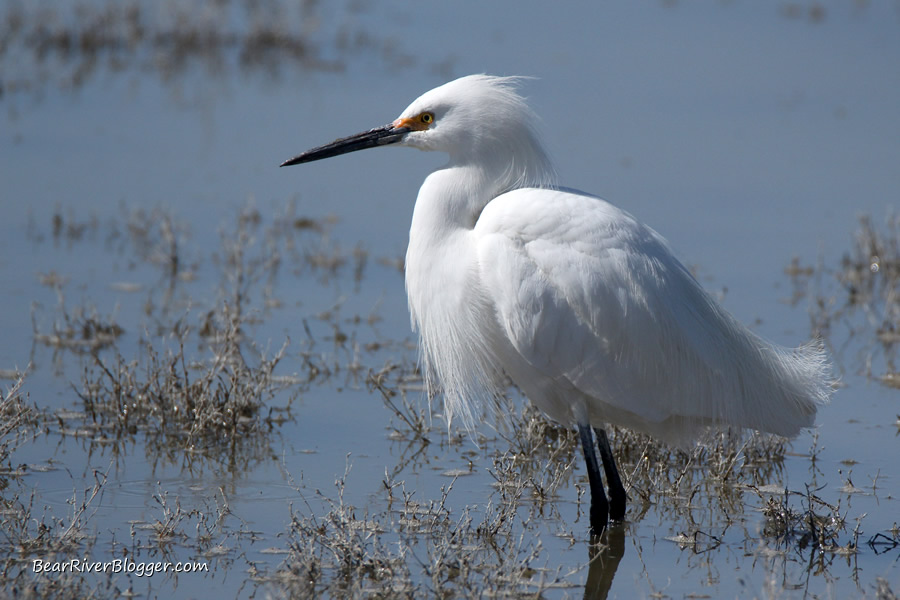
top-left (594, 427), bottom-right (627, 521)
top-left (578, 424), bottom-right (609, 536)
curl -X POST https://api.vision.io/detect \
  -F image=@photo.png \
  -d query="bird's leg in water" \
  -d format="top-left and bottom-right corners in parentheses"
top-left (578, 424), bottom-right (609, 536)
top-left (594, 427), bottom-right (627, 521)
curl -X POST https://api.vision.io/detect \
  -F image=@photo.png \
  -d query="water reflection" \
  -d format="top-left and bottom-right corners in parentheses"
top-left (583, 524), bottom-right (625, 600)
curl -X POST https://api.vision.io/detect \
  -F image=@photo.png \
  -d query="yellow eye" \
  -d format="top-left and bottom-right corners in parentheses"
top-left (420, 112), bottom-right (434, 124)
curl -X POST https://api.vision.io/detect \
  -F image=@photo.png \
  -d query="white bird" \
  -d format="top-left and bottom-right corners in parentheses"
top-left (281, 75), bottom-right (832, 536)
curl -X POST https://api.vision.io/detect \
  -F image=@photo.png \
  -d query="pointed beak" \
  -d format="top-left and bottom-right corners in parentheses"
top-left (280, 122), bottom-right (411, 167)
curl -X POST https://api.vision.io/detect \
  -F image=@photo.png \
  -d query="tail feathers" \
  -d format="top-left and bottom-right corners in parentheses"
top-left (749, 338), bottom-right (832, 437)
top-left (632, 337), bottom-right (834, 447)
top-left (685, 337), bottom-right (832, 444)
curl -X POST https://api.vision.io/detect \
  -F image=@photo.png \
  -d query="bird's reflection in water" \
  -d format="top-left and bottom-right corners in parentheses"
top-left (583, 524), bottom-right (626, 600)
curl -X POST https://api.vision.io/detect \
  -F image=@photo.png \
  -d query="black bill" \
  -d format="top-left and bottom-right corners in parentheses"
top-left (280, 123), bottom-right (410, 167)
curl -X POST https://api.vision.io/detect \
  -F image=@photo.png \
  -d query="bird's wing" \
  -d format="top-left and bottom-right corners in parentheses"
top-left (474, 187), bottom-right (747, 428)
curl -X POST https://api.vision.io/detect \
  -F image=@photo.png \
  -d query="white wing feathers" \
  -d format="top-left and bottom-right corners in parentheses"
top-left (475, 188), bottom-right (830, 443)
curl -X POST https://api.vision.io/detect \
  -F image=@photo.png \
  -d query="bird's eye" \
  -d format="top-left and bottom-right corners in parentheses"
top-left (420, 112), bottom-right (434, 124)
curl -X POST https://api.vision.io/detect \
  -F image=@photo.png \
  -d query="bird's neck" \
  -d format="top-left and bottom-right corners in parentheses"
top-left (413, 166), bottom-right (497, 232)
top-left (412, 148), bottom-right (556, 235)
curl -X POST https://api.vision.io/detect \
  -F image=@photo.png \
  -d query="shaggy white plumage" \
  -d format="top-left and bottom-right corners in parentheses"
top-left (398, 75), bottom-right (831, 443)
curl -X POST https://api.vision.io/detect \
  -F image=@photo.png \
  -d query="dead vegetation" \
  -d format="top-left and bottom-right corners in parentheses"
top-left (0, 369), bottom-right (36, 475)
top-left (0, 0), bottom-right (424, 97)
top-left (2, 204), bottom-right (897, 598)
top-left (23, 200), bottom-right (399, 481)
top-left (0, 464), bottom-right (113, 599)
top-left (788, 213), bottom-right (900, 387)
top-left (75, 330), bottom-right (293, 453)
top-left (259, 460), bottom-right (567, 599)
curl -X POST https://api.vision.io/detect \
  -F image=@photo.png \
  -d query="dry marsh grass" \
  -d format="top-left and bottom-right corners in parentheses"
top-left (1, 205), bottom-right (897, 598)
top-left (789, 213), bottom-right (900, 388)
top-left (0, 0), bottom-right (436, 97)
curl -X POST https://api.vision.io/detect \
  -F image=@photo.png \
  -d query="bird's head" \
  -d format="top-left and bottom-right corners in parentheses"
top-left (281, 75), bottom-right (556, 189)
top-left (390, 75), bottom-right (540, 156)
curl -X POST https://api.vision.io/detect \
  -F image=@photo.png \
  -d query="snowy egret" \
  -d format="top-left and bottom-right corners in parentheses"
top-left (281, 75), bottom-right (832, 536)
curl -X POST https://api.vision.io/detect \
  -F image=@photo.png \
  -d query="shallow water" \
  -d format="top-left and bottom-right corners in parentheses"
top-left (2, 1), bottom-right (899, 598)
